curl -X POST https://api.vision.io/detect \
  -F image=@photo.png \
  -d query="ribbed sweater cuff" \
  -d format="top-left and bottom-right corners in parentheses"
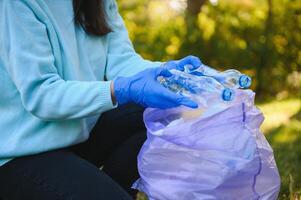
top-left (95, 81), bottom-right (118, 113)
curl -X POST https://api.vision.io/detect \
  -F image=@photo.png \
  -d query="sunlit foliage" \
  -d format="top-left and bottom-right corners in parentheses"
top-left (118, 0), bottom-right (301, 99)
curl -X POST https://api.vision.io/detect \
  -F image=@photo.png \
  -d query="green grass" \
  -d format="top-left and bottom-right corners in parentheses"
top-left (258, 99), bottom-right (301, 200)
top-left (137, 99), bottom-right (301, 200)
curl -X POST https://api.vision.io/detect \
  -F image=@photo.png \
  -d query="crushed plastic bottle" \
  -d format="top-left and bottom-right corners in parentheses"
top-left (158, 69), bottom-right (235, 106)
top-left (185, 64), bottom-right (252, 89)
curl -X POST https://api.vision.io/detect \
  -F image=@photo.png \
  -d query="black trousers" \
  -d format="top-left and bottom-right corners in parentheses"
top-left (0, 104), bottom-right (146, 200)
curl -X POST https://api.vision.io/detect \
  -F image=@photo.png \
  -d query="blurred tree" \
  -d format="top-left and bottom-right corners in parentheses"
top-left (187, 0), bottom-right (206, 15)
top-left (118, 0), bottom-right (301, 99)
top-left (179, 0), bottom-right (207, 56)
top-left (256, 0), bottom-right (274, 96)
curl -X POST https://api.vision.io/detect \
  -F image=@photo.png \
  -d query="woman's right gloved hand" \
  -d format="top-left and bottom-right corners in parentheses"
top-left (112, 67), bottom-right (198, 109)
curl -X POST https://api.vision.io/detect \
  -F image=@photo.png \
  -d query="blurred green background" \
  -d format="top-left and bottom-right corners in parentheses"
top-left (117, 0), bottom-right (301, 199)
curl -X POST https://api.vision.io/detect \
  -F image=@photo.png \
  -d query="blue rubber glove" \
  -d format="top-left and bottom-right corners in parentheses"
top-left (113, 71), bottom-right (198, 109)
top-left (113, 55), bottom-right (201, 109)
top-left (164, 55), bottom-right (202, 71)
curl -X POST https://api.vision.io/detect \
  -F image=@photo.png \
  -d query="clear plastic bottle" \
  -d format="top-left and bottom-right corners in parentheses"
top-left (185, 64), bottom-right (252, 89)
top-left (158, 69), bottom-right (235, 104)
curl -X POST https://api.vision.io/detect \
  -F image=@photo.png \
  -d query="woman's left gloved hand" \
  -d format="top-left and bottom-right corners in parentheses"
top-left (164, 55), bottom-right (202, 71)
top-left (112, 55), bottom-right (201, 109)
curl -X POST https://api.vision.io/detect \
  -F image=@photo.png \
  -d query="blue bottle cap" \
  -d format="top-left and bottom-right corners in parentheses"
top-left (239, 75), bottom-right (252, 88)
top-left (222, 88), bottom-right (234, 101)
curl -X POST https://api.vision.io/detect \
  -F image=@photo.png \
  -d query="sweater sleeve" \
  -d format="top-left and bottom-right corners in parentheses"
top-left (104, 0), bottom-right (162, 80)
top-left (0, 1), bottom-right (116, 121)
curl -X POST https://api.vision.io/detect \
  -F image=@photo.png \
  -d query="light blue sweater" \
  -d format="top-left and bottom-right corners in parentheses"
top-left (0, 0), bottom-right (160, 166)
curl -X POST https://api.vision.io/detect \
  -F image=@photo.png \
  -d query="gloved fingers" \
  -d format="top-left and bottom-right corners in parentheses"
top-left (176, 96), bottom-right (199, 108)
top-left (177, 55), bottom-right (202, 71)
top-left (158, 86), bottom-right (198, 109)
top-left (154, 67), bottom-right (173, 78)
top-left (163, 61), bottom-right (178, 71)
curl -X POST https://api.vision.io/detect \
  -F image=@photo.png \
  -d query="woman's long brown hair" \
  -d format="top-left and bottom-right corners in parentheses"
top-left (73, 0), bottom-right (112, 36)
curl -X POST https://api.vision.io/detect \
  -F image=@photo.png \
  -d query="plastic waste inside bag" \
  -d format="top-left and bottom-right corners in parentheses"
top-left (132, 89), bottom-right (281, 200)
top-left (184, 64), bottom-right (252, 89)
top-left (158, 69), bottom-right (235, 109)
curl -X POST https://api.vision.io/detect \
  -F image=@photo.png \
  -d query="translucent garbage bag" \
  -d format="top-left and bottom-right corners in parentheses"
top-left (132, 90), bottom-right (280, 200)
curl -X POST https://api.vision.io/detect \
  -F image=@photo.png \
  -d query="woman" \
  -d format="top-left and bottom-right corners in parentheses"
top-left (0, 0), bottom-right (200, 199)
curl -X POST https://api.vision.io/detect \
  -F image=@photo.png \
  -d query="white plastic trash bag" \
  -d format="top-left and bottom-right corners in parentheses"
top-left (132, 90), bottom-right (281, 200)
